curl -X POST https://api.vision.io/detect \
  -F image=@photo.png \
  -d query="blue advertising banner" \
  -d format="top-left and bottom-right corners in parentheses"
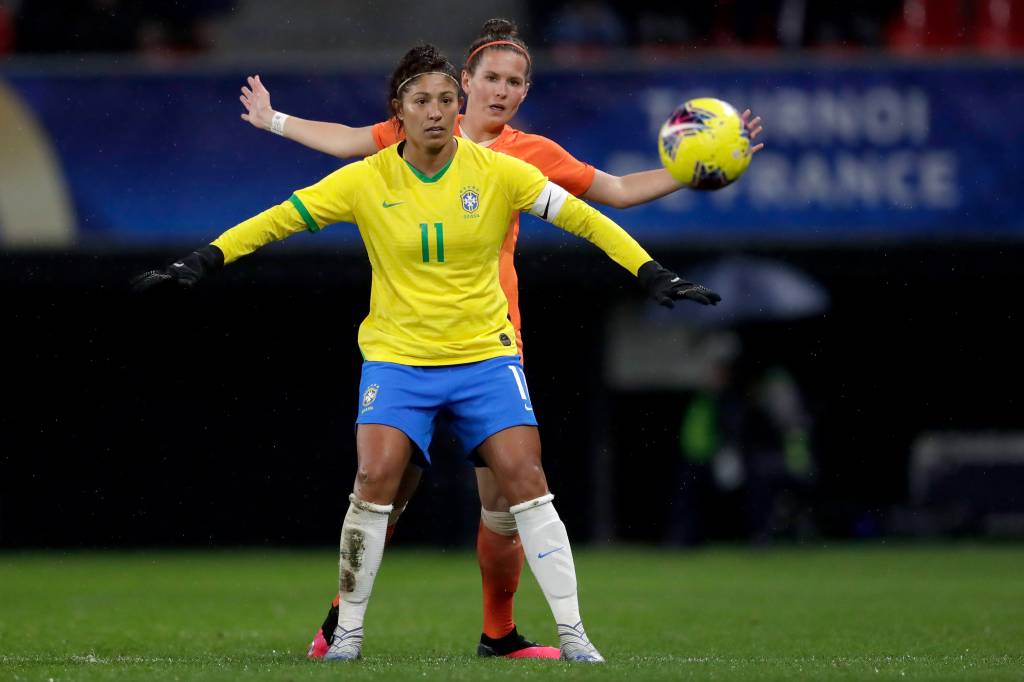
top-left (2, 62), bottom-right (1022, 248)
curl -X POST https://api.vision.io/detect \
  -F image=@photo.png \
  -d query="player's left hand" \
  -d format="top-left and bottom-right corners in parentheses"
top-left (131, 245), bottom-right (224, 292)
top-left (638, 261), bottom-right (721, 307)
top-left (741, 109), bottom-right (765, 156)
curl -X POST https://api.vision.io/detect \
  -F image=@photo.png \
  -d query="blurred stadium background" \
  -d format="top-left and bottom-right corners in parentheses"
top-left (2, 0), bottom-right (1023, 550)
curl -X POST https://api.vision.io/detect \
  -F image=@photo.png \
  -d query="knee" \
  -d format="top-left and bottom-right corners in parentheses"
top-left (480, 490), bottom-right (510, 513)
top-left (477, 472), bottom-right (510, 512)
top-left (508, 463), bottom-right (548, 503)
top-left (356, 463), bottom-right (387, 487)
top-left (522, 461), bottom-right (546, 487)
top-left (355, 463), bottom-right (400, 502)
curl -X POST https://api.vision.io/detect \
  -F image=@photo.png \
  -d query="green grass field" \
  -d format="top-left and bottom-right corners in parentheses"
top-left (1, 545), bottom-right (1022, 681)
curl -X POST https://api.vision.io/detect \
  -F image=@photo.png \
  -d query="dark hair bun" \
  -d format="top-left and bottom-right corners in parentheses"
top-left (479, 17), bottom-right (519, 40)
top-left (465, 17), bottom-right (531, 79)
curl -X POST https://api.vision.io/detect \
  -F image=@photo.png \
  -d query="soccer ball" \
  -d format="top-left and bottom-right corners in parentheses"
top-left (658, 98), bottom-right (751, 190)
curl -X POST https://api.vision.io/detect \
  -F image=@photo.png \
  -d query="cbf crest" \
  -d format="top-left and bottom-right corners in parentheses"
top-left (460, 186), bottom-right (480, 217)
top-left (361, 383), bottom-right (380, 413)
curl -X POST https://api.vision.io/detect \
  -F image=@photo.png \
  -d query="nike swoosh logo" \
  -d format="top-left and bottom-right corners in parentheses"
top-left (537, 546), bottom-right (564, 559)
top-left (540, 194), bottom-right (551, 220)
top-left (382, 201), bottom-right (404, 208)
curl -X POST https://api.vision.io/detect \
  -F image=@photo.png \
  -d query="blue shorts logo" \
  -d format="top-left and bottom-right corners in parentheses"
top-left (362, 383), bottom-right (380, 413)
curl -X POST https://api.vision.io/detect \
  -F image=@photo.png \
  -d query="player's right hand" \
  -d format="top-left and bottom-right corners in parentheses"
top-left (240, 74), bottom-right (275, 130)
top-left (638, 260), bottom-right (721, 308)
top-left (131, 245), bottom-right (224, 292)
top-left (741, 109), bottom-right (765, 157)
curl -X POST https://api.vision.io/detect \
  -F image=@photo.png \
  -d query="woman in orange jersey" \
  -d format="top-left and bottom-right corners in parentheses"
top-left (239, 18), bottom-right (763, 660)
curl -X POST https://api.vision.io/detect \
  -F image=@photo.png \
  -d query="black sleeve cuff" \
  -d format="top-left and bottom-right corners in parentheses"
top-left (637, 260), bottom-right (661, 285)
top-left (196, 244), bottom-right (225, 273)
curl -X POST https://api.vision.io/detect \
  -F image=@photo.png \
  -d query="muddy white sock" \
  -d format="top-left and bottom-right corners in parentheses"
top-left (336, 493), bottom-right (393, 632)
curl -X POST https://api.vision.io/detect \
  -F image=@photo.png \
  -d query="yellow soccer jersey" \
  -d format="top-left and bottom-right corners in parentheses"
top-left (211, 139), bottom-right (651, 365)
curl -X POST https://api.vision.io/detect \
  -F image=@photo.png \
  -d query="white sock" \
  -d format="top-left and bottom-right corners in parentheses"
top-left (511, 494), bottom-right (583, 631)
top-left (336, 493), bottom-right (393, 633)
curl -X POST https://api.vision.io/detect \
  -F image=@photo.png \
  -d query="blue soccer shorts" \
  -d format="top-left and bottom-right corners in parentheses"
top-left (354, 355), bottom-right (538, 466)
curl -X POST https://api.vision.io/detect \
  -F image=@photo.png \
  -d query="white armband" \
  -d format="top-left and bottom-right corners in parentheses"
top-left (528, 181), bottom-right (569, 223)
top-left (270, 111), bottom-right (290, 136)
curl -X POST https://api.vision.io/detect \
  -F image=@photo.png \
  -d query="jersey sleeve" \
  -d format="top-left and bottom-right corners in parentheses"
top-left (546, 193), bottom-right (652, 275)
top-left (289, 160), bottom-right (363, 231)
top-left (211, 202), bottom-right (308, 264)
top-left (495, 152), bottom-right (550, 213)
top-left (370, 118), bottom-right (405, 150)
top-left (498, 153), bottom-right (651, 276)
top-left (211, 162), bottom-right (363, 264)
top-left (511, 132), bottom-right (596, 197)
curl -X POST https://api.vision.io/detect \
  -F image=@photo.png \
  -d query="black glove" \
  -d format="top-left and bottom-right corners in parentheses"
top-left (131, 244), bottom-right (224, 292)
top-left (638, 260), bottom-right (721, 308)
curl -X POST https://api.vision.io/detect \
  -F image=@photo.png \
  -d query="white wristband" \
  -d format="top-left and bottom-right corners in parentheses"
top-left (270, 111), bottom-right (290, 136)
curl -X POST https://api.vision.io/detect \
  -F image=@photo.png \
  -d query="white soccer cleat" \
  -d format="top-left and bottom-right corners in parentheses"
top-left (557, 621), bottom-right (605, 663)
top-left (323, 624), bottom-right (363, 661)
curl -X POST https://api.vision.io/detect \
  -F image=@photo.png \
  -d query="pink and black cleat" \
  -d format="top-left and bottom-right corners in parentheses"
top-left (307, 627), bottom-right (330, 659)
top-left (477, 626), bottom-right (561, 659)
top-left (308, 600), bottom-right (558, 660)
top-left (306, 597), bottom-right (340, 659)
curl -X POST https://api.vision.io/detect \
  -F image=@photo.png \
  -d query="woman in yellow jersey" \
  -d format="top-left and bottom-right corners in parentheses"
top-left (135, 44), bottom-right (718, 663)
top-left (239, 18), bottom-right (763, 661)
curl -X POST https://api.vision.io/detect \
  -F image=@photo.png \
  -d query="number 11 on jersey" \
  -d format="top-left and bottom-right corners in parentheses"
top-left (420, 222), bottom-right (444, 263)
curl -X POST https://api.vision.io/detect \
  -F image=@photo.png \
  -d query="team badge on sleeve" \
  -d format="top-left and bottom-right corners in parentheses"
top-left (362, 384), bottom-right (380, 413)
top-left (460, 186), bottom-right (480, 217)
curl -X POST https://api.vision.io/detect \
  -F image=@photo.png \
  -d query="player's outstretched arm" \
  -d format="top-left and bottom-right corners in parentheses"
top-left (131, 200), bottom-right (315, 291)
top-left (239, 75), bottom-right (379, 159)
top-left (522, 178), bottom-right (720, 307)
top-left (582, 109), bottom-right (765, 208)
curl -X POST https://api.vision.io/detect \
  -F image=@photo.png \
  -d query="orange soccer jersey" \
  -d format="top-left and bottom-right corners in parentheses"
top-left (371, 115), bottom-right (596, 357)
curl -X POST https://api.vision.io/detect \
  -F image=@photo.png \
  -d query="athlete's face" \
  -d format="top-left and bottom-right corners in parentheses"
top-left (394, 74), bottom-right (460, 152)
top-left (462, 50), bottom-right (530, 129)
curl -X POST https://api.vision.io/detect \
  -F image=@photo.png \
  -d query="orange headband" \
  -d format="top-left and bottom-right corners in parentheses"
top-left (466, 40), bottom-right (531, 67)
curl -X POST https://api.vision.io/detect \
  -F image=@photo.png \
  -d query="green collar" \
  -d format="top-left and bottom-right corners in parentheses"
top-left (401, 141), bottom-right (456, 183)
